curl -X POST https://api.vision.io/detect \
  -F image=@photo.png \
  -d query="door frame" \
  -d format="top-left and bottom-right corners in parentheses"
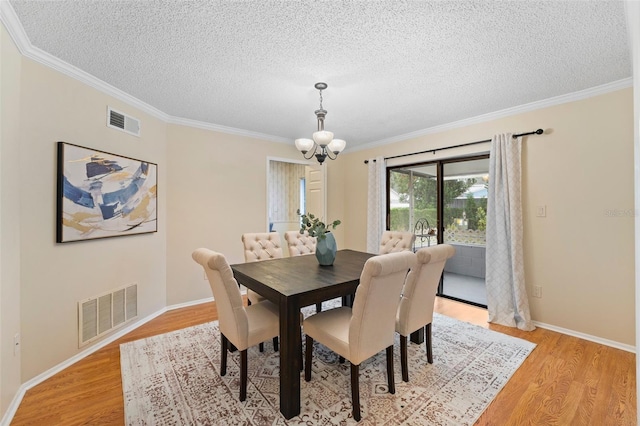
top-left (266, 156), bottom-right (326, 233)
top-left (385, 153), bottom-right (489, 308)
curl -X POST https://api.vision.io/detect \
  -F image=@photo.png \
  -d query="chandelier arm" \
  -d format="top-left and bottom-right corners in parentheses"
top-left (301, 144), bottom-right (319, 160)
top-left (324, 147), bottom-right (338, 161)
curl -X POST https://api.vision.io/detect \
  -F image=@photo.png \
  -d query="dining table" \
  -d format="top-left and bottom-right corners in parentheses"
top-left (230, 248), bottom-right (376, 419)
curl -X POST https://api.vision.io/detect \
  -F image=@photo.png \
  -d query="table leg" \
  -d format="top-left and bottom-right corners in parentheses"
top-left (410, 327), bottom-right (424, 344)
top-left (279, 297), bottom-right (301, 419)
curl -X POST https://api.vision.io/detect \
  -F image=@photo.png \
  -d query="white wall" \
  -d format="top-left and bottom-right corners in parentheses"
top-left (334, 88), bottom-right (635, 346)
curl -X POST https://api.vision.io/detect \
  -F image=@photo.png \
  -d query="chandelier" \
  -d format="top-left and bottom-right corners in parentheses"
top-left (295, 82), bottom-right (346, 164)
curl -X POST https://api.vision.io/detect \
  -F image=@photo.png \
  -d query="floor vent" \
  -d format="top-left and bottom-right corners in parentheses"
top-left (78, 283), bottom-right (138, 347)
top-left (107, 106), bottom-right (141, 137)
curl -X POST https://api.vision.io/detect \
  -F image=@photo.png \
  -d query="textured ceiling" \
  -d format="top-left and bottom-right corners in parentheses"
top-left (7, 0), bottom-right (631, 150)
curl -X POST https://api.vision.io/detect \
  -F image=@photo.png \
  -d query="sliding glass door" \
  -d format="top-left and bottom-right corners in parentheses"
top-left (389, 163), bottom-right (438, 248)
top-left (387, 155), bottom-right (489, 307)
top-left (440, 157), bottom-right (489, 306)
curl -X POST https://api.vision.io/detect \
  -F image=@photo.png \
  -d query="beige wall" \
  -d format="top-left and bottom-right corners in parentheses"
top-left (165, 124), bottom-right (301, 305)
top-left (1, 24), bottom-right (23, 415)
top-left (0, 16), bottom-right (636, 420)
top-left (17, 57), bottom-right (168, 381)
top-left (625, 2), bottom-right (640, 419)
top-left (334, 88), bottom-right (635, 345)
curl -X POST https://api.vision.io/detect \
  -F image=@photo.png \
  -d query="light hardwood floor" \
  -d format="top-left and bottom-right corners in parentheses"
top-left (10, 298), bottom-right (637, 425)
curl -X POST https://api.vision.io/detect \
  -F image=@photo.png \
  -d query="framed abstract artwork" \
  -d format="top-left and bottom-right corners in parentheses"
top-left (56, 142), bottom-right (158, 243)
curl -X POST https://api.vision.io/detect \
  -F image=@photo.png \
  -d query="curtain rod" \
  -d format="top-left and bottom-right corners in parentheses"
top-left (363, 128), bottom-right (544, 164)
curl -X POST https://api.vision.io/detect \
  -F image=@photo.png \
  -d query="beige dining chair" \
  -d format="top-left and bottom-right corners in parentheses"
top-left (284, 230), bottom-right (317, 256)
top-left (284, 230), bottom-right (324, 313)
top-left (303, 250), bottom-right (417, 421)
top-left (241, 232), bottom-right (284, 352)
top-left (379, 230), bottom-right (416, 254)
top-left (241, 231), bottom-right (284, 305)
top-left (396, 244), bottom-right (455, 382)
top-left (192, 248), bottom-right (280, 402)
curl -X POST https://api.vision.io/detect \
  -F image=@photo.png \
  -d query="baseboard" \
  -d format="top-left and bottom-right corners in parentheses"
top-left (0, 307), bottom-right (168, 426)
top-left (166, 296), bottom-right (214, 311)
top-left (1, 298), bottom-right (633, 425)
top-left (533, 321), bottom-right (635, 353)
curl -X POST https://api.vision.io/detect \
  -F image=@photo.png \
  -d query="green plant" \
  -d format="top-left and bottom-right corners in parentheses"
top-left (297, 209), bottom-right (341, 240)
top-left (476, 206), bottom-right (487, 231)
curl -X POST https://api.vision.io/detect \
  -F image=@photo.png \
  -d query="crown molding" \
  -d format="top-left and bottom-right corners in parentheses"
top-left (0, 1), bottom-right (290, 145)
top-left (0, 0), bottom-right (28, 54)
top-left (1, 1), bottom-right (171, 122)
top-left (2, 2), bottom-right (632, 151)
top-left (349, 77), bottom-right (633, 153)
top-left (167, 116), bottom-right (291, 144)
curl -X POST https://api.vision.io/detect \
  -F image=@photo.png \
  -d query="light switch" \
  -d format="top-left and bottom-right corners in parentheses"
top-left (536, 205), bottom-right (546, 217)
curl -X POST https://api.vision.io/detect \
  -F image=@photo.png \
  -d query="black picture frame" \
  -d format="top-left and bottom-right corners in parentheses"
top-left (56, 141), bottom-right (158, 243)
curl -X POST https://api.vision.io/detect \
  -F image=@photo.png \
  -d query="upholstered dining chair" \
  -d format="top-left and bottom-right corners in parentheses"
top-left (241, 232), bottom-right (284, 305)
top-left (303, 251), bottom-right (417, 421)
top-left (284, 230), bottom-right (317, 256)
top-left (284, 230), bottom-right (324, 313)
top-left (378, 230), bottom-right (416, 254)
top-left (192, 248), bottom-right (280, 402)
top-left (396, 244), bottom-right (455, 382)
top-left (241, 232), bottom-right (283, 352)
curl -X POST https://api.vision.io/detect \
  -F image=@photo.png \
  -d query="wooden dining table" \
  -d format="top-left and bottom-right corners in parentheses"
top-left (230, 249), bottom-right (376, 419)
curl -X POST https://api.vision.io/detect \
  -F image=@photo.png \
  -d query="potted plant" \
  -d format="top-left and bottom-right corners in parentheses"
top-left (297, 209), bottom-right (341, 265)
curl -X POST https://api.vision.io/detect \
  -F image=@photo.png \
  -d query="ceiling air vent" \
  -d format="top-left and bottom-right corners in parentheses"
top-left (107, 107), bottom-right (140, 137)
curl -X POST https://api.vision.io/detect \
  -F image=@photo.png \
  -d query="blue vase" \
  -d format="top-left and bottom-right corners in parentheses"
top-left (316, 232), bottom-right (337, 266)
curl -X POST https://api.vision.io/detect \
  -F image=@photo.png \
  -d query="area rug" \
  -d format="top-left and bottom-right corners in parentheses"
top-left (121, 309), bottom-right (535, 425)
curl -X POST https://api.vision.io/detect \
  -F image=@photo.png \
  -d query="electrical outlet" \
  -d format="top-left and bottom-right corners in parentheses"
top-left (532, 286), bottom-right (542, 298)
top-left (13, 333), bottom-right (20, 356)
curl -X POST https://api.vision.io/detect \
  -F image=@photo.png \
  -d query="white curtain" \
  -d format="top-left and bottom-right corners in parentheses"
top-left (486, 133), bottom-right (535, 331)
top-left (366, 156), bottom-right (386, 253)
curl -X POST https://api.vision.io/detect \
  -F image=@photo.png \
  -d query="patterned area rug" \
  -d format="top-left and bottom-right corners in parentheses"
top-left (121, 308), bottom-right (535, 425)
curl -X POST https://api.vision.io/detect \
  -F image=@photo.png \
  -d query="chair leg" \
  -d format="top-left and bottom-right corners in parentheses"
top-left (259, 342), bottom-right (264, 352)
top-left (400, 335), bottom-right (409, 382)
top-left (304, 335), bottom-right (313, 381)
top-left (300, 329), bottom-right (304, 371)
top-left (273, 337), bottom-right (279, 352)
top-left (351, 363), bottom-right (361, 421)
top-left (386, 345), bottom-right (395, 394)
top-left (425, 323), bottom-right (433, 364)
top-left (316, 302), bottom-right (322, 313)
top-left (239, 349), bottom-right (247, 402)
top-left (220, 333), bottom-right (228, 376)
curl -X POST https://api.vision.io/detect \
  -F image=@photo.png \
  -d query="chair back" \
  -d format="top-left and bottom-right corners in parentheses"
top-left (192, 248), bottom-right (249, 348)
top-left (349, 250), bottom-right (417, 364)
top-left (379, 231), bottom-right (416, 254)
top-left (284, 230), bottom-right (317, 256)
top-left (396, 245), bottom-right (456, 336)
top-left (241, 232), bottom-right (283, 262)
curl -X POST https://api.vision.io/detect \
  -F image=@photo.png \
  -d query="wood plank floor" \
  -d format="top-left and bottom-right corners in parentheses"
top-left (10, 297), bottom-right (636, 425)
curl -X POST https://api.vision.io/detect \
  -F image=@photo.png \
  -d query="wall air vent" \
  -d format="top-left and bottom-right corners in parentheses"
top-left (78, 283), bottom-right (138, 347)
top-left (107, 106), bottom-right (141, 137)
